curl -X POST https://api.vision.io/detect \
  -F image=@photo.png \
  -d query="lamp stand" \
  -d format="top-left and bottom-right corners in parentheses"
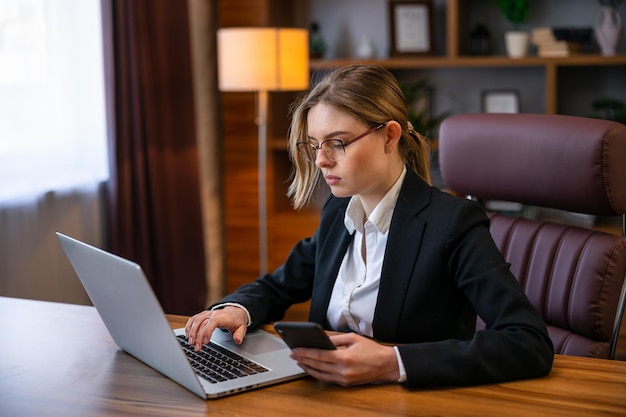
top-left (256, 90), bottom-right (268, 275)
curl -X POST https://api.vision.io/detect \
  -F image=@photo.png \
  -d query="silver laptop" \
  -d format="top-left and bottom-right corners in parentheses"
top-left (56, 232), bottom-right (305, 399)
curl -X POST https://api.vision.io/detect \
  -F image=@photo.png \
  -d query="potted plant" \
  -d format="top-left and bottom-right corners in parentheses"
top-left (591, 96), bottom-right (626, 124)
top-left (401, 79), bottom-right (450, 140)
top-left (496, 0), bottom-right (531, 58)
top-left (400, 79), bottom-right (451, 188)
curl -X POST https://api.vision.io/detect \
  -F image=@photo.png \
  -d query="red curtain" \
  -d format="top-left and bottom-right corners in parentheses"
top-left (101, 0), bottom-right (207, 315)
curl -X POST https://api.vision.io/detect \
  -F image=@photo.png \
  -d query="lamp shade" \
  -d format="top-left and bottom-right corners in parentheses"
top-left (217, 27), bottom-right (309, 92)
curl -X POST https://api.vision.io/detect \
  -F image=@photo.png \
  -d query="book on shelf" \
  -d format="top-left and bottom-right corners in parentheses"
top-left (538, 41), bottom-right (581, 57)
top-left (531, 27), bottom-right (582, 57)
top-left (531, 27), bottom-right (556, 45)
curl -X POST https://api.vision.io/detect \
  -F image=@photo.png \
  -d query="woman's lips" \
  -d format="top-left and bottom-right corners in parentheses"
top-left (324, 174), bottom-right (341, 186)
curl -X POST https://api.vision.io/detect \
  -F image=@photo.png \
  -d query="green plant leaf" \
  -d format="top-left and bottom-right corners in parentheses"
top-left (496, 0), bottom-right (530, 28)
top-left (400, 80), bottom-right (451, 138)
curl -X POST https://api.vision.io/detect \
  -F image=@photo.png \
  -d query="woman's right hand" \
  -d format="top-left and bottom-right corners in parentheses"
top-left (184, 306), bottom-right (249, 351)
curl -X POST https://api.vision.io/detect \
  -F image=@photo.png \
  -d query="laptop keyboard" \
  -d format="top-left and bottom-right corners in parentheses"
top-left (177, 335), bottom-right (269, 384)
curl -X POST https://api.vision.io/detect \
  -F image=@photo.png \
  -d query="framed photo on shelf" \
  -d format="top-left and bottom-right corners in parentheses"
top-left (481, 90), bottom-right (520, 113)
top-left (388, 1), bottom-right (434, 56)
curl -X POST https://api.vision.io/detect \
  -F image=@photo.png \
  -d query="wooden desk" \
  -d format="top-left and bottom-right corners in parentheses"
top-left (1, 296), bottom-right (625, 417)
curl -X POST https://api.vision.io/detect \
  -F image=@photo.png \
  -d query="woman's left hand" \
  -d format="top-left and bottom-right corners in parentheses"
top-left (289, 332), bottom-right (400, 386)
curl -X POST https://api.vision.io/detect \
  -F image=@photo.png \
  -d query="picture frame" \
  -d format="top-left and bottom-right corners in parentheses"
top-left (388, 1), bottom-right (434, 57)
top-left (481, 90), bottom-right (520, 113)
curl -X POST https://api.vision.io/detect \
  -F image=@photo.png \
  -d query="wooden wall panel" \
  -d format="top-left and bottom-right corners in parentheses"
top-left (219, 1), bottom-right (267, 293)
top-left (220, 90), bottom-right (260, 292)
top-left (219, 0), bottom-right (269, 27)
top-left (218, 1), bottom-right (318, 322)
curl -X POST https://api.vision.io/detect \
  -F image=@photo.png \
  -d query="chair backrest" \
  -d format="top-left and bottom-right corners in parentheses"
top-left (438, 113), bottom-right (626, 359)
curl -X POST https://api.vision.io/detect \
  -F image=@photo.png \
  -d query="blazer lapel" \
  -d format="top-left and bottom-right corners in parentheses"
top-left (372, 171), bottom-right (431, 341)
top-left (308, 200), bottom-right (353, 325)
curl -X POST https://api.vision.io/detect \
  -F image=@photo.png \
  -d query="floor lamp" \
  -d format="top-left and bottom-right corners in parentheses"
top-left (217, 28), bottom-right (309, 274)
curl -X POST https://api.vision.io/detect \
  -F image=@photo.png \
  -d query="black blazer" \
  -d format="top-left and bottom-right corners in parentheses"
top-left (216, 169), bottom-right (554, 387)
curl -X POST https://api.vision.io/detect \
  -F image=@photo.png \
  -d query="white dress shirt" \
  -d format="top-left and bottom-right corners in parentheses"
top-left (326, 167), bottom-right (406, 336)
top-left (326, 167), bottom-right (408, 382)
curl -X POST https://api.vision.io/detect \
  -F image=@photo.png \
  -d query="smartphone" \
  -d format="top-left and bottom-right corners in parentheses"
top-left (273, 321), bottom-right (336, 350)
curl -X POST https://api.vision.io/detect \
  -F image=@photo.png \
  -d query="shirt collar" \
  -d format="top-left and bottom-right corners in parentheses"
top-left (344, 167), bottom-right (407, 235)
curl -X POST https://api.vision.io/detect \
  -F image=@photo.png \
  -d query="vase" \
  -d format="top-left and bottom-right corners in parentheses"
top-left (504, 31), bottom-right (529, 58)
top-left (356, 35), bottom-right (375, 59)
top-left (595, 6), bottom-right (623, 56)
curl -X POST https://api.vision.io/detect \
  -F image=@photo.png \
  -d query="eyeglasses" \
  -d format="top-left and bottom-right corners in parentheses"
top-left (296, 122), bottom-right (388, 163)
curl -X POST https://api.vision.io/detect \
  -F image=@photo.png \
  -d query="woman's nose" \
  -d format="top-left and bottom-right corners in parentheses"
top-left (315, 149), bottom-right (334, 167)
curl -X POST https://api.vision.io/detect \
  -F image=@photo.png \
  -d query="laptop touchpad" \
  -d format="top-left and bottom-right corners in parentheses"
top-left (222, 332), bottom-right (286, 356)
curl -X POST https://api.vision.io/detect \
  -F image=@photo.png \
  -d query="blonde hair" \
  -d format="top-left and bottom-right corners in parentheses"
top-left (287, 65), bottom-right (431, 209)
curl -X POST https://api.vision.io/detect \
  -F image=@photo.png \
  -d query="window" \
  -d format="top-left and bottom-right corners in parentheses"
top-left (0, 0), bottom-right (108, 202)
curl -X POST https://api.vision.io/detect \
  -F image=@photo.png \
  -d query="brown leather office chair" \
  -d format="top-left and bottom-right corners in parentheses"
top-left (438, 113), bottom-right (626, 359)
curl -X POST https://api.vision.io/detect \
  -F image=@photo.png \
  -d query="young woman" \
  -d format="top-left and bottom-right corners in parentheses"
top-left (186, 65), bottom-right (553, 388)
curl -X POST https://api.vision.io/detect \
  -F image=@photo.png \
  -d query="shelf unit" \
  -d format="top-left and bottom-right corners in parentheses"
top-left (309, 54), bottom-right (626, 115)
top-left (306, 0), bottom-right (626, 115)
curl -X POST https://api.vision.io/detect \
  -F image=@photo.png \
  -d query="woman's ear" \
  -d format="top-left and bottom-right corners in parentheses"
top-left (384, 121), bottom-right (403, 150)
